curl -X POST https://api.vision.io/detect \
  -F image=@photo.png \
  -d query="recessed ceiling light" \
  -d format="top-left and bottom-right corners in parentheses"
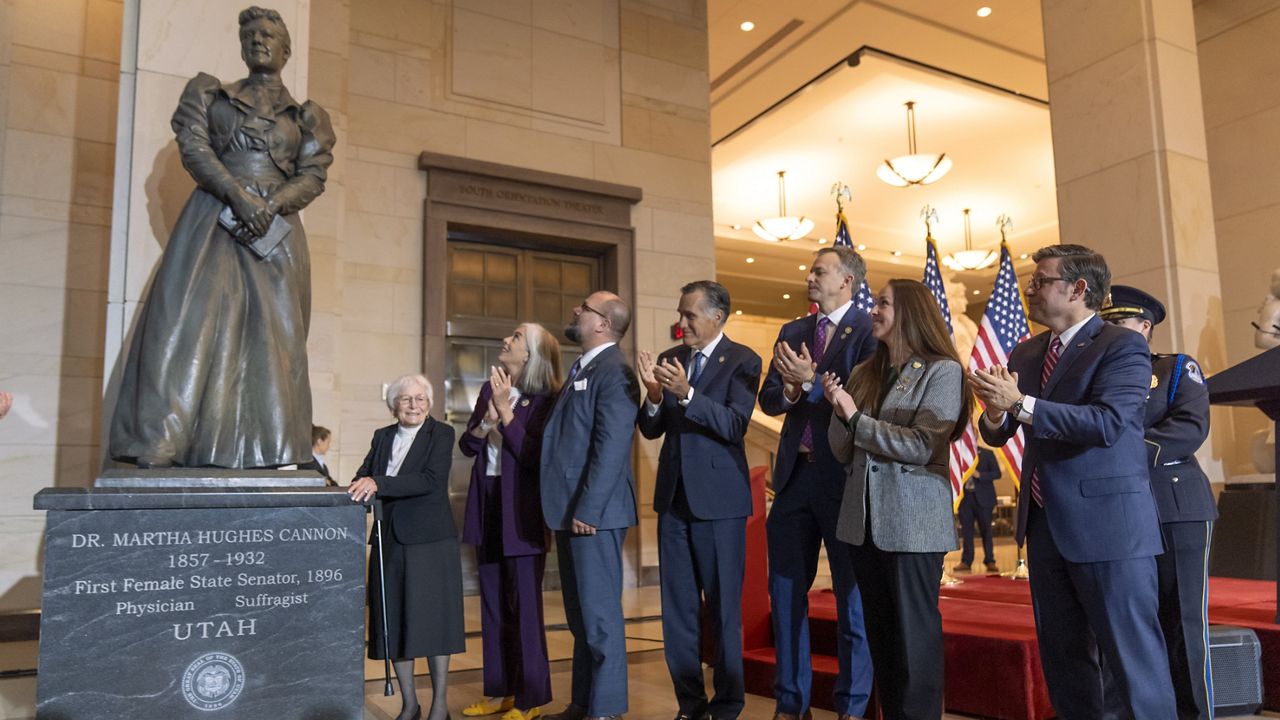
top-left (977, 6), bottom-right (992, 18)
top-left (740, 20), bottom-right (755, 31)
top-left (856, 244), bottom-right (867, 251)
top-left (745, 257), bottom-right (755, 264)
top-left (892, 250), bottom-right (903, 257)
top-left (1019, 253), bottom-right (1029, 259)
top-left (818, 238), bottom-right (828, 244)
top-left (735, 310), bottom-right (743, 316)
top-left (798, 264), bottom-right (807, 271)
top-left (731, 224), bottom-right (742, 230)
top-left (782, 293), bottom-right (791, 300)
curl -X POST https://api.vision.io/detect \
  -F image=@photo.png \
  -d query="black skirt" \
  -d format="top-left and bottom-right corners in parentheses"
top-left (367, 534), bottom-right (465, 659)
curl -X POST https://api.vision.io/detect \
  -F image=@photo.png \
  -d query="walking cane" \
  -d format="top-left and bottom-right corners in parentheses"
top-left (371, 498), bottom-right (395, 697)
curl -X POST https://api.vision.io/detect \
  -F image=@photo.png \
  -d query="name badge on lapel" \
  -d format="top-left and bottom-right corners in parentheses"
top-left (574, 379), bottom-right (588, 391)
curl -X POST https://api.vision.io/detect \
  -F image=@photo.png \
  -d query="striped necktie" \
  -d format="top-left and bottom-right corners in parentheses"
top-left (1030, 337), bottom-right (1063, 507)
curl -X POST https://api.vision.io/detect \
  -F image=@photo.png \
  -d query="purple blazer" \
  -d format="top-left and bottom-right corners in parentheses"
top-left (459, 381), bottom-right (555, 556)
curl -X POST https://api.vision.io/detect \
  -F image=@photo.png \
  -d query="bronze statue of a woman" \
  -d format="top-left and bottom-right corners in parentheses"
top-left (111, 7), bottom-right (334, 469)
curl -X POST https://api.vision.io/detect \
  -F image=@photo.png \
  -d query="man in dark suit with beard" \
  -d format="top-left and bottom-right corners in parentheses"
top-left (541, 291), bottom-right (640, 720)
top-left (638, 280), bottom-right (762, 720)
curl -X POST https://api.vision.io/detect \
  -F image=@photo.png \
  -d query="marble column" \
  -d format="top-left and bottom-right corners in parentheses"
top-left (103, 0), bottom-right (312, 451)
top-left (1041, 0), bottom-right (1231, 481)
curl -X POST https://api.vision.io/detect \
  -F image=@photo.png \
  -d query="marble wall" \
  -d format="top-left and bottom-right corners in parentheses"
top-left (0, 0), bottom-right (124, 611)
top-left (1195, 0), bottom-right (1280, 475)
top-left (0, 0), bottom-right (714, 608)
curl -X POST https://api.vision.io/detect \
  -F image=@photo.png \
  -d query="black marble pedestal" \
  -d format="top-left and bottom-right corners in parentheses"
top-left (33, 487), bottom-right (367, 719)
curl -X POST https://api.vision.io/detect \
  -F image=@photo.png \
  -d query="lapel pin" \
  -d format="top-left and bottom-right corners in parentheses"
top-left (842, 326), bottom-right (852, 336)
top-left (718, 356), bottom-right (725, 363)
top-left (911, 360), bottom-right (922, 369)
top-left (1076, 341), bottom-right (1085, 347)
top-left (520, 398), bottom-right (530, 407)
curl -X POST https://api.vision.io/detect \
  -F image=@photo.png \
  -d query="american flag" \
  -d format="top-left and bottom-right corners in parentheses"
top-left (833, 210), bottom-right (876, 311)
top-left (969, 243), bottom-right (1033, 489)
top-left (923, 236), bottom-right (977, 503)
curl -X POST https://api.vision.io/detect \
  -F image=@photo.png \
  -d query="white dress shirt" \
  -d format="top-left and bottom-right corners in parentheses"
top-left (781, 299), bottom-right (853, 406)
top-left (985, 312), bottom-right (1096, 428)
top-left (386, 422), bottom-right (424, 476)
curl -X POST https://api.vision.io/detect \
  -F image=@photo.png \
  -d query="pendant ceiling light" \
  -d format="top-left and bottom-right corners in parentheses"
top-left (753, 171), bottom-right (814, 242)
top-left (942, 208), bottom-right (999, 271)
top-left (876, 101), bottom-right (952, 187)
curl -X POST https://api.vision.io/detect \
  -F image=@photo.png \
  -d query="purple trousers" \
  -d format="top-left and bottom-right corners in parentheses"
top-left (477, 552), bottom-right (552, 709)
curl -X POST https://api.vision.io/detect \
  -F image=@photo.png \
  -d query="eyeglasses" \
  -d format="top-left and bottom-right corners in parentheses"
top-left (578, 302), bottom-right (609, 323)
top-left (1026, 275), bottom-right (1070, 291)
top-left (395, 395), bottom-right (428, 407)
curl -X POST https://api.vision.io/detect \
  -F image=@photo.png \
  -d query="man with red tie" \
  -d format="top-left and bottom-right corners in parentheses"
top-left (972, 244), bottom-right (1175, 719)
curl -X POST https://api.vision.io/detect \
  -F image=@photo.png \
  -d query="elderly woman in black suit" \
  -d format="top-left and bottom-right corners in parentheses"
top-left (459, 323), bottom-right (562, 720)
top-left (349, 374), bottom-right (464, 720)
top-left (821, 279), bottom-right (973, 720)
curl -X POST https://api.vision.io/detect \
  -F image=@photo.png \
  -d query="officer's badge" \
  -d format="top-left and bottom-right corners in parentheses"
top-left (1151, 374), bottom-right (1159, 389)
top-left (1186, 360), bottom-right (1204, 384)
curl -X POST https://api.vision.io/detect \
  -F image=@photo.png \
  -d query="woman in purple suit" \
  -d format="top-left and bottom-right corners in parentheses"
top-left (460, 323), bottom-right (562, 720)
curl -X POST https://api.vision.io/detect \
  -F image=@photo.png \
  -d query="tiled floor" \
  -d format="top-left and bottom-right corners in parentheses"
top-left (2, 536), bottom-right (1276, 718)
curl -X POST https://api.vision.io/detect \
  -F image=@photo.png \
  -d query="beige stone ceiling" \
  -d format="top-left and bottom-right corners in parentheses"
top-left (706, 0), bottom-right (1055, 318)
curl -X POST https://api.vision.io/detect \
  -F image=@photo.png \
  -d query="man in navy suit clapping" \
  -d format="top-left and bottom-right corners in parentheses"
top-left (973, 245), bottom-right (1175, 719)
top-left (638, 281), bottom-right (762, 720)
top-left (758, 247), bottom-right (877, 720)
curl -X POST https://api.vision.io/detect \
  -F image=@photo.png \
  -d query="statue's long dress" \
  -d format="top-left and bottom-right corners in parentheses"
top-left (110, 72), bottom-right (335, 468)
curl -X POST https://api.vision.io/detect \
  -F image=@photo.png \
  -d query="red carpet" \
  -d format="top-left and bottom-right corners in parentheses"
top-left (742, 565), bottom-right (1280, 719)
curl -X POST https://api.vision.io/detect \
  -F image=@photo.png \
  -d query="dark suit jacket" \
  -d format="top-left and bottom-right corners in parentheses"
top-left (540, 344), bottom-right (641, 531)
top-left (980, 315), bottom-right (1162, 563)
top-left (459, 382), bottom-right (555, 555)
top-left (298, 457), bottom-right (335, 486)
top-left (637, 336), bottom-right (762, 520)
top-left (355, 418), bottom-right (456, 545)
top-left (1146, 353), bottom-right (1216, 523)
top-left (758, 308), bottom-right (878, 490)
top-left (967, 448), bottom-right (1000, 509)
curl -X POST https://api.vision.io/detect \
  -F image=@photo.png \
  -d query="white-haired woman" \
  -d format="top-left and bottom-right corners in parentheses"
top-left (350, 374), bottom-right (463, 720)
top-left (459, 323), bottom-right (562, 720)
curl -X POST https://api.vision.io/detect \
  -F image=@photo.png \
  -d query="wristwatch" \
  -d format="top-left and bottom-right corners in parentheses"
top-left (1008, 395), bottom-right (1026, 419)
top-left (801, 380), bottom-right (814, 394)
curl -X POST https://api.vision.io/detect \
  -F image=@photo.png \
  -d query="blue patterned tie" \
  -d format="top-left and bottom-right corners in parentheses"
top-left (689, 351), bottom-right (706, 386)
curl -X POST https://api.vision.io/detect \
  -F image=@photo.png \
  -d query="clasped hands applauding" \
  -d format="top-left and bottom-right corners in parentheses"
top-left (636, 351), bottom-right (691, 403)
top-left (968, 366), bottom-right (1023, 420)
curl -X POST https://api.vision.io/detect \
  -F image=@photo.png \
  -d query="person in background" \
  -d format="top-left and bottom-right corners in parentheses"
top-left (0, 391), bottom-right (12, 420)
top-left (300, 425), bottom-right (335, 486)
top-left (757, 246), bottom-right (877, 720)
top-left (1102, 285), bottom-right (1216, 720)
top-left (637, 280), bottom-right (762, 720)
top-left (349, 374), bottom-right (464, 720)
top-left (460, 323), bottom-right (562, 720)
top-left (823, 278), bottom-right (970, 720)
top-left (954, 446), bottom-right (1001, 574)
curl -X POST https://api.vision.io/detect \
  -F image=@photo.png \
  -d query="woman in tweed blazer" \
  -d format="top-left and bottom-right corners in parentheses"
top-left (822, 278), bottom-right (974, 720)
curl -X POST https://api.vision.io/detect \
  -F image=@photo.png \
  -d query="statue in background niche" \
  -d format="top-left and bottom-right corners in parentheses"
top-left (111, 7), bottom-right (334, 469)
top-left (1254, 267), bottom-right (1280, 351)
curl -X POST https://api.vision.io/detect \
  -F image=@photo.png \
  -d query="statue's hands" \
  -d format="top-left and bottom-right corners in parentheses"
top-left (230, 189), bottom-right (273, 239)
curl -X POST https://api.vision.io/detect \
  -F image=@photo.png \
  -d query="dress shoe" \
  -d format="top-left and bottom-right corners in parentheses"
top-left (499, 708), bottom-right (542, 720)
top-left (464, 698), bottom-right (516, 717)
top-left (952, 562), bottom-right (972, 573)
top-left (984, 561), bottom-right (1000, 573)
top-left (544, 705), bottom-right (586, 720)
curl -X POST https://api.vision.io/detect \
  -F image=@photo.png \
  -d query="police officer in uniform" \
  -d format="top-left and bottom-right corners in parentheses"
top-left (1102, 285), bottom-right (1217, 720)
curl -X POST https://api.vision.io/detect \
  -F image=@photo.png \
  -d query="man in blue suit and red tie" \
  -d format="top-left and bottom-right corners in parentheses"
top-left (758, 247), bottom-right (877, 720)
top-left (637, 280), bottom-right (762, 720)
top-left (973, 244), bottom-right (1176, 719)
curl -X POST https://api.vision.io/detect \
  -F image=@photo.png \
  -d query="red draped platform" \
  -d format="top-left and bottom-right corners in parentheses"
top-left (734, 472), bottom-right (1280, 719)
